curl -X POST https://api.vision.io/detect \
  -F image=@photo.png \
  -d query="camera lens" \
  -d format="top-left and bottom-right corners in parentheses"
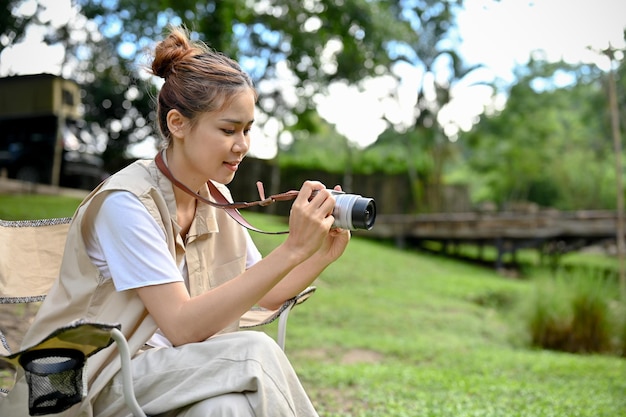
top-left (350, 197), bottom-right (376, 230)
top-left (332, 192), bottom-right (376, 231)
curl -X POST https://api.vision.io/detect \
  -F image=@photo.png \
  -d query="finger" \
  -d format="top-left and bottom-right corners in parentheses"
top-left (295, 181), bottom-right (326, 204)
top-left (309, 188), bottom-right (333, 208)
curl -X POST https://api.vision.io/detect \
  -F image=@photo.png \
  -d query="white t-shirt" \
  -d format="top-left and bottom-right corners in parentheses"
top-left (85, 191), bottom-right (263, 346)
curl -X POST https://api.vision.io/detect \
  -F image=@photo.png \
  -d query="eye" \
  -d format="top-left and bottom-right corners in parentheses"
top-left (244, 128), bottom-right (251, 135)
top-left (222, 129), bottom-right (235, 135)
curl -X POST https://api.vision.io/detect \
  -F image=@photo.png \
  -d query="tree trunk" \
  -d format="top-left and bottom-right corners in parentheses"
top-left (607, 57), bottom-right (626, 300)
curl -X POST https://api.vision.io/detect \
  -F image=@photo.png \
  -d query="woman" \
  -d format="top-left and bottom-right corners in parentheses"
top-left (5, 26), bottom-right (350, 416)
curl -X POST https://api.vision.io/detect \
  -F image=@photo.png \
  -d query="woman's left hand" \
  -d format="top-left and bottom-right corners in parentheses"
top-left (317, 225), bottom-right (351, 262)
top-left (316, 185), bottom-right (351, 262)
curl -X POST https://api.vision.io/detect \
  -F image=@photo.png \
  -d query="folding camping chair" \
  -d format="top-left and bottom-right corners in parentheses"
top-left (0, 217), bottom-right (315, 416)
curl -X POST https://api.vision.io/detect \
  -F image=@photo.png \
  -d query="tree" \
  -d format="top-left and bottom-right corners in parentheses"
top-left (349, 0), bottom-right (479, 212)
top-left (0, 0), bottom-right (32, 54)
top-left (75, 1), bottom-right (412, 169)
top-left (602, 44), bottom-right (626, 299)
top-left (460, 58), bottom-right (614, 210)
top-left (1, 0), bottom-right (467, 191)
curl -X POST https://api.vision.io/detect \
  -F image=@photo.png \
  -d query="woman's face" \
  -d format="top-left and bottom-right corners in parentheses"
top-left (173, 89), bottom-right (256, 186)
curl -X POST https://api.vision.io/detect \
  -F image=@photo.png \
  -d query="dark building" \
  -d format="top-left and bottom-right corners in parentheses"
top-left (0, 73), bottom-right (105, 189)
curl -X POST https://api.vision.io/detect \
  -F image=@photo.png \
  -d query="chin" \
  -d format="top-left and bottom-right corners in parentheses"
top-left (216, 174), bottom-right (236, 185)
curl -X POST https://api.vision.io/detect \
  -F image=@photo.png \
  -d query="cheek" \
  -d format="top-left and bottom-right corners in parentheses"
top-left (184, 134), bottom-right (218, 161)
top-left (190, 130), bottom-right (220, 151)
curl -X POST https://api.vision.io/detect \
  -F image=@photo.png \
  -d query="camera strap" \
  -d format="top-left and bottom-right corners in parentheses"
top-left (155, 151), bottom-right (296, 234)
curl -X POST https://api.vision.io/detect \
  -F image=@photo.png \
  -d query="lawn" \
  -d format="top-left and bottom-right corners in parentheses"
top-left (1, 194), bottom-right (625, 416)
top-left (245, 213), bottom-right (626, 417)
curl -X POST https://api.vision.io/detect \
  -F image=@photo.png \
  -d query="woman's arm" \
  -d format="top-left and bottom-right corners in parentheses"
top-left (258, 227), bottom-right (350, 310)
top-left (258, 184), bottom-right (352, 309)
top-left (136, 242), bottom-right (303, 345)
top-left (137, 181), bottom-right (338, 345)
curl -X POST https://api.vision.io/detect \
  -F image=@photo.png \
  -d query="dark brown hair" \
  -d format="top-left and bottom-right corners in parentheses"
top-left (150, 26), bottom-right (256, 145)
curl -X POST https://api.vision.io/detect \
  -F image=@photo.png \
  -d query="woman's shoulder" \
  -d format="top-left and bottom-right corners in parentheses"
top-left (79, 158), bottom-right (172, 227)
top-left (101, 159), bottom-right (157, 193)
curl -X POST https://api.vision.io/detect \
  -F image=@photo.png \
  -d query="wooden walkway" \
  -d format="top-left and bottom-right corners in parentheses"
top-left (365, 210), bottom-right (622, 268)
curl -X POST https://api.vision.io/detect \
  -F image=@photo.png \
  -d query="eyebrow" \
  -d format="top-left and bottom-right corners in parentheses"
top-left (219, 118), bottom-right (255, 125)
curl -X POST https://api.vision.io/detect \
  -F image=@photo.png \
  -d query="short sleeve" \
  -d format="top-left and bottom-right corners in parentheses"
top-left (89, 191), bottom-right (184, 291)
top-left (245, 229), bottom-right (262, 269)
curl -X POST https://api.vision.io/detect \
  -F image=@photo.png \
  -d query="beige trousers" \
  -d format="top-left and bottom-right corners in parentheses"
top-left (93, 331), bottom-right (318, 417)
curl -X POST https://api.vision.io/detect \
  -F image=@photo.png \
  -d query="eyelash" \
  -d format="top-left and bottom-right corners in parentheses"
top-left (222, 129), bottom-right (251, 135)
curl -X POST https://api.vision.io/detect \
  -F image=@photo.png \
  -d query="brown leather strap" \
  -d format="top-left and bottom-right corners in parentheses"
top-left (155, 151), bottom-right (295, 234)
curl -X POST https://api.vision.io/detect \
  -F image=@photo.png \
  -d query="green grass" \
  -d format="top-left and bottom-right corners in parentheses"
top-left (0, 194), bottom-right (83, 219)
top-left (248, 212), bottom-right (626, 417)
top-left (2, 195), bottom-right (625, 416)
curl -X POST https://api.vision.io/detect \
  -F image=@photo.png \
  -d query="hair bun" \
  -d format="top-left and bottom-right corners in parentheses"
top-left (151, 26), bottom-right (201, 79)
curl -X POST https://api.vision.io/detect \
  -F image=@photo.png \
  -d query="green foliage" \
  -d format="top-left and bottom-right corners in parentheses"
top-left (527, 274), bottom-right (577, 350)
top-left (280, 118), bottom-right (350, 172)
top-left (3, 2), bottom-right (626, 215)
top-left (76, 0), bottom-right (413, 155)
top-left (458, 58), bottom-right (619, 210)
top-left (355, 128), bottom-right (432, 175)
top-left (0, 0), bottom-right (32, 54)
top-left (526, 269), bottom-right (620, 354)
top-left (1, 0), bottom-right (424, 172)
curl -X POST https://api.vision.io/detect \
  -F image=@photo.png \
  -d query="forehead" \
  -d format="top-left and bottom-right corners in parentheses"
top-left (206, 89), bottom-right (256, 123)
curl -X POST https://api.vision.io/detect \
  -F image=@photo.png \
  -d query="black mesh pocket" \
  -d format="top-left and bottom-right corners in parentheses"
top-left (19, 348), bottom-right (86, 416)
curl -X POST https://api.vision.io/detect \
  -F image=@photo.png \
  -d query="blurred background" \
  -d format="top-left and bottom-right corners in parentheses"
top-left (0, 0), bottom-right (623, 214)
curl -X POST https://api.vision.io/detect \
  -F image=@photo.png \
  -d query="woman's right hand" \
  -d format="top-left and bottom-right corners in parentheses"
top-left (283, 181), bottom-right (336, 262)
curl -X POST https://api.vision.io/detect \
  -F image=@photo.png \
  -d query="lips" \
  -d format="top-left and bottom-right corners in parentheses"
top-left (224, 160), bottom-right (241, 172)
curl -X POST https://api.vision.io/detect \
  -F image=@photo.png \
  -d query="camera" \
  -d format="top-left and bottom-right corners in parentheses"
top-left (319, 190), bottom-right (376, 231)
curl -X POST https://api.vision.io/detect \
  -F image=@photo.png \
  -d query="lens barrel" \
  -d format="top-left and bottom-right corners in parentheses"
top-left (331, 191), bottom-right (376, 230)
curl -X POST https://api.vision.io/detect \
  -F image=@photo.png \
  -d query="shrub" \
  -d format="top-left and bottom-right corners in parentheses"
top-left (568, 273), bottom-right (612, 353)
top-left (528, 274), bottom-right (573, 351)
top-left (527, 268), bottom-right (619, 354)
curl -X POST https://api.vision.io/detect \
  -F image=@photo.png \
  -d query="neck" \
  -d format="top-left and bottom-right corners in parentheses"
top-left (162, 149), bottom-right (204, 206)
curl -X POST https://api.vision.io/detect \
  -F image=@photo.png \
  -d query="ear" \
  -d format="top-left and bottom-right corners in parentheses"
top-left (166, 109), bottom-right (187, 140)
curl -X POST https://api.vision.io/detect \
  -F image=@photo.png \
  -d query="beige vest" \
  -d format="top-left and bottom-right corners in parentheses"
top-left (2, 158), bottom-right (247, 416)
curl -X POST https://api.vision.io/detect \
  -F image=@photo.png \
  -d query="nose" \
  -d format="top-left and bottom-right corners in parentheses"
top-left (233, 131), bottom-right (250, 154)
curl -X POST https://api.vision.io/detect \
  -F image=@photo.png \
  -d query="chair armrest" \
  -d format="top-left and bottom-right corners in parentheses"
top-left (110, 328), bottom-right (147, 417)
top-left (239, 286), bottom-right (317, 350)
